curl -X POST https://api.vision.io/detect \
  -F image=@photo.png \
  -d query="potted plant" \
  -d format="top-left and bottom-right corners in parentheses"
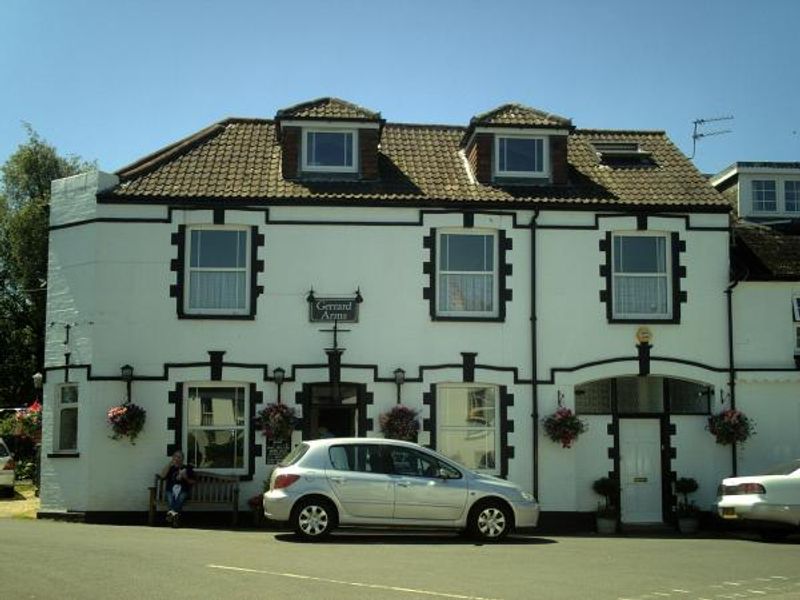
top-left (107, 402), bottom-right (147, 444)
top-left (675, 477), bottom-right (700, 533)
top-left (255, 403), bottom-right (297, 444)
top-left (379, 405), bottom-right (420, 442)
top-left (707, 409), bottom-right (755, 445)
top-left (592, 476), bottom-right (618, 534)
top-left (542, 406), bottom-right (587, 448)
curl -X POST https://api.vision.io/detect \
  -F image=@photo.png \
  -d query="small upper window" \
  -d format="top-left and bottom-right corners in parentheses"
top-left (752, 180), bottom-right (777, 212)
top-left (612, 234), bottom-right (671, 320)
top-left (495, 136), bottom-right (546, 177)
top-left (303, 129), bottom-right (357, 172)
top-left (186, 227), bottom-right (249, 315)
top-left (437, 230), bottom-right (497, 317)
top-left (785, 181), bottom-right (800, 212)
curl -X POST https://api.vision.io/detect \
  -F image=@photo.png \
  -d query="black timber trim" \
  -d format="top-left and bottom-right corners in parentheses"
top-left (167, 382), bottom-right (183, 457)
top-left (169, 225), bottom-right (186, 317)
top-left (245, 383), bottom-right (261, 480)
top-left (46, 452), bottom-right (80, 458)
top-left (461, 352), bottom-right (477, 382)
top-left (208, 351), bottom-right (226, 381)
top-left (637, 343), bottom-right (652, 376)
top-left (53, 206), bottom-right (731, 232)
top-left (427, 228), bottom-right (512, 322)
top-left (463, 212), bottom-right (474, 228)
top-left (422, 388), bottom-right (436, 450)
top-left (499, 386), bottom-right (514, 478)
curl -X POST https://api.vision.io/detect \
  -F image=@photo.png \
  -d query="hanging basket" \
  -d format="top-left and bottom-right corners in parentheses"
top-left (107, 403), bottom-right (146, 444)
top-left (707, 409), bottom-right (755, 445)
top-left (379, 405), bottom-right (420, 442)
top-left (255, 403), bottom-right (297, 443)
top-left (542, 407), bottom-right (587, 448)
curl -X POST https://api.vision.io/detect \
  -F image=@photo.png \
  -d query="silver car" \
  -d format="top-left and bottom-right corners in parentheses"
top-left (263, 438), bottom-right (539, 541)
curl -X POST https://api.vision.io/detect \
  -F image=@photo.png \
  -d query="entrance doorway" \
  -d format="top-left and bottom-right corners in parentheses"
top-left (302, 383), bottom-right (367, 440)
top-left (620, 419), bottom-right (663, 523)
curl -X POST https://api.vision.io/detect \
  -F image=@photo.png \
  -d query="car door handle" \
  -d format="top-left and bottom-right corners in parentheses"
top-left (329, 476), bottom-right (346, 484)
top-left (396, 481), bottom-right (411, 488)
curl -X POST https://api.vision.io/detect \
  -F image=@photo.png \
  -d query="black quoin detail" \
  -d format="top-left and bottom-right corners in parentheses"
top-left (208, 351), bottom-right (226, 381)
top-left (607, 447), bottom-right (617, 459)
top-left (463, 212), bottom-right (474, 228)
top-left (366, 418), bottom-right (374, 432)
top-left (601, 231), bottom-right (612, 320)
top-left (669, 423), bottom-right (677, 435)
top-left (166, 382), bottom-right (183, 457)
top-left (213, 208), bottom-right (225, 225)
top-left (242, 383), bottom-right (258, 481)
top-left (171, 225), bottom-right (186, 318)
top-left (606, 422), bottom-right (616, 436)
top-left (422, 390), bottom-right (436, 449)
top-left (461, 352), bottom-right (477, 382)
top-left (423, 231), bottom-right (436, 318)
top-left (499, 386), bottom-right (514, 478)
top-left (669, 447), bottom-right (677, 459)
top-left (671, 232), bottom-right (684, 320)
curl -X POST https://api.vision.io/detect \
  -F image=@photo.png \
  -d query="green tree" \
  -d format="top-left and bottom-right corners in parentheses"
top-left (0, 125), bottom-right (93, 407)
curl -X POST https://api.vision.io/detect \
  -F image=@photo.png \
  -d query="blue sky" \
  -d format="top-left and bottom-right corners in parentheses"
top-left (1, 0), bottom-right (798, 176)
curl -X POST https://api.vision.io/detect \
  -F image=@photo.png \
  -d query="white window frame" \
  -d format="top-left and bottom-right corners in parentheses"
top-left (436, 383), bottom-right (500, 476)
top-left (794, 325), bottom-right (800, 353)
top-left (792, 296), bottom-right (800, 322)
top-left (185, 225), bottom-right (250, 316)
top-left (493, 134), bottom-right (549, 178)
top-left (54, 384), bottom-right (79, 452)
top-left (752, 179), bottom-right (777, 213)
top-left (184, 382), bottom-right (249, 475)
top-left (785, 180), bottom-right (800, 213)
top-left (302, 127), bottom-right (358, 173)
top-left (611, 231), bottom-right (672, 320)
top-left (436, 228), bottom-right (499, 318)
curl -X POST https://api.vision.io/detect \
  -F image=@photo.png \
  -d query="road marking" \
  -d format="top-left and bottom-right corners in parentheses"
top-left (207, 564), bottom-right (503, 600)
top-left (747, 591), bottom-right (766, 595)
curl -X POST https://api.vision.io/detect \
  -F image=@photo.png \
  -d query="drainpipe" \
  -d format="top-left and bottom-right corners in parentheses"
top-left (530, 210), bottom-right (540, 497)
top-left (725, 229), bottom-right (742, 475)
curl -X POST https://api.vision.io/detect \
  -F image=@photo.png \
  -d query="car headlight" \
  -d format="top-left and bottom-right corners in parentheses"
top-left (521, 491), bottom-right (535, 502)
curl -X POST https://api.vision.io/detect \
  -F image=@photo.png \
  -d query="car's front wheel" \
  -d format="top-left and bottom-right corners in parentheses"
top-left (292, 497), bottom-right (336, 541)
top-left (468, 500), bottom-right (512, 542)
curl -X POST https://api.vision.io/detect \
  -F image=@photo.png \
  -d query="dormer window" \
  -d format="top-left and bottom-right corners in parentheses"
top-left (302, 129), bottom-right (358, 173)
top-left (495, 135), bottom-right (547, 178)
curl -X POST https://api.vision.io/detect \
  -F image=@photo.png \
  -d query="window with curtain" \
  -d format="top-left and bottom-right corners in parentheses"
top-left (437, 231), bottom-right (497, 317)
top-left (186, 385), bottom-right (247, 472)
top-left (436, 384), bottom-right (499, 474)
top-left (56, 385), bottom-right (79, 452)
top-left (612, 234), bottom-right (671, 319)
top-left (186, 228), bottom-right (249, 315)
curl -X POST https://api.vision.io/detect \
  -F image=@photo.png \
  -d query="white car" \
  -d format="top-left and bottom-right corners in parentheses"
top-left (716, 459), bottom-right (800, 539)
top-left (264, 438), bottom-right (539, 542)
top-left (0, 437), bottom-right (15, 496)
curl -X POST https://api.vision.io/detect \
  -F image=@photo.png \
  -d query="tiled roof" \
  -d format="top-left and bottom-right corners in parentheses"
top-left (733, 223), bottom-right (800, 279)
top-left (470, 103), bottom-right (572, 128)
top-left (276, 97), bottom-right (381, 121)
top-left (109, 118), bottom-right (728, 209)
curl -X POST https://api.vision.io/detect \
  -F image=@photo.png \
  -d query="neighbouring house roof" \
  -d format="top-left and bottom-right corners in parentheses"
top-left (106, 114), bottom-right (728, 210)
top-left (275, 97), bottom-right (382, 121)
top-left (710, 161), bottom-right (800, 188)
top-left (733, 222), bottom-right (800, 280)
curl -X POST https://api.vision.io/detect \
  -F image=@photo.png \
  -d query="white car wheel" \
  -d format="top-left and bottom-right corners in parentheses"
top-left (293, 498), bottom-right (335, 541)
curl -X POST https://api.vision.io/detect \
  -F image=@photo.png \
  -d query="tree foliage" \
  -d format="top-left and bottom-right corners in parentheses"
top-left (0, 125), bottom-right (93, 406)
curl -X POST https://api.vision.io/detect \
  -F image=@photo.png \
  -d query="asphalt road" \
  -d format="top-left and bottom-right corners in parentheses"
top-left (1, 520), bottom-right (799, 600)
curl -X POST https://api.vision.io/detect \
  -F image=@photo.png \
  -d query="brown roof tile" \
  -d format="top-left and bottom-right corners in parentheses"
top-left (276, 97), bottom-right (381, 121)
top-left (110, 117), bottom-right (728, 209)
top-left (470, 103), bottom-right (572, 128)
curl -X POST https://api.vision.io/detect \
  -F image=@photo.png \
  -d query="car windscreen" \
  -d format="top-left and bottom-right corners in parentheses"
top-left (761, 459), bottom-right (800, 476)
top-left (278, 443), bottom-right (309, 467)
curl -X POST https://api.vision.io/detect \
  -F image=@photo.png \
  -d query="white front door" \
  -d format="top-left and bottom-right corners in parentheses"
top-left (620, 419), bottom-right (662, 523)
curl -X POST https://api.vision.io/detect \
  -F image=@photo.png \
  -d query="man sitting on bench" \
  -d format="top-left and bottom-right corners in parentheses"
top-left (161, 450), bottom-right (196, 527)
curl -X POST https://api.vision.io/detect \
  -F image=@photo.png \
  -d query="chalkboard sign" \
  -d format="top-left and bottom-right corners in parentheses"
top-left (266, 441), bottom-right (291, 464)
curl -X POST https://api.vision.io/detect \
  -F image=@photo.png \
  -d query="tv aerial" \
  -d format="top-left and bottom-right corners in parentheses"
top-left (690, 115), bottom-right (733, 159)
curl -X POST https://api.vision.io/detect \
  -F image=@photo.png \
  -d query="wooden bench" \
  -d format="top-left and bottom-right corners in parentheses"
top-left (148, 471), bottom-right (240, 526)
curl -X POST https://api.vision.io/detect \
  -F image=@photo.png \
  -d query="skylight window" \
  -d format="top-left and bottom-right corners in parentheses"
top-left (593, 142), bottom-right (656, 168)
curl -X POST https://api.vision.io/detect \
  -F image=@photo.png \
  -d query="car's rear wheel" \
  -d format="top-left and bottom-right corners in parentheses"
top-left (292, 497), bottom-right (336, 541)
top-left (468, 500), bottom-right (512, 542)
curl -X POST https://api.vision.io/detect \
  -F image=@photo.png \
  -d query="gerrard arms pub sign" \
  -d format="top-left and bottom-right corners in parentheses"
top-left (307, 290), bottom-right (361, 323)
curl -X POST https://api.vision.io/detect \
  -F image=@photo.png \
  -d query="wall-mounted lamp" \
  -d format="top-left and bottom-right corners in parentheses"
top-left (393, 368), bottom-right (406, 404)
top-left (273, 367), bottom-right (286, 404)
top-left (719, 388), bottom-right (730, 406)
top-left (32, 372), bottom-right (43, 403)
top-left (120, 364), bottom-right (134, 404)
top-left (556, 390), bottom-right (564, 408)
